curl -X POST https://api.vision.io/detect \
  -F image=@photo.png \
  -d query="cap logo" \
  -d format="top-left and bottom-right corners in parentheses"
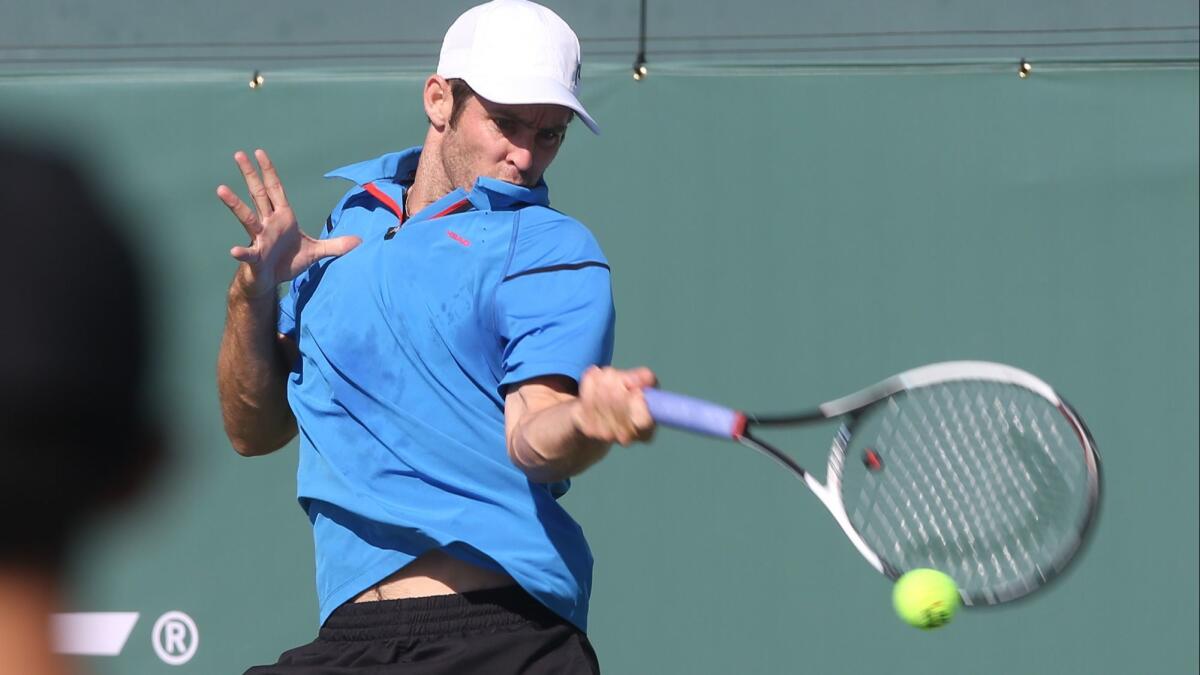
top-left (573, 61), bottom-right (582, 88)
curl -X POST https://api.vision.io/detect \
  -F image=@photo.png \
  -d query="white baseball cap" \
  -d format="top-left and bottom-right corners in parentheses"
top-left (437, 0), bottom-right (599, 134)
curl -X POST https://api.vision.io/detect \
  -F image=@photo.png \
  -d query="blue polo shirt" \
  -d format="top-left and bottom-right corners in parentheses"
top-left (277, 148), bottom-right (614, 630)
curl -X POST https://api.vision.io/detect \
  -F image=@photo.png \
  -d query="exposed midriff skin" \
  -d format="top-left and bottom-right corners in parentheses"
top-left (352, 549), bottom-right (516, 602)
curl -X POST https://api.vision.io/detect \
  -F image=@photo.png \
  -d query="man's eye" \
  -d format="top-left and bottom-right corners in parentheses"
top-left (495, 118), bottom-right (519, 134)
top-left (537, 130), bottom-right (564, 145)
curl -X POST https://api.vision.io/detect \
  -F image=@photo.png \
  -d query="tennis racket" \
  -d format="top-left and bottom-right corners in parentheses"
top-left (643, 361), bottom-right (1101, 606)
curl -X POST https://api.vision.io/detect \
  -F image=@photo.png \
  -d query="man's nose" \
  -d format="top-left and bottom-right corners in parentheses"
top-left (507, 143), bottom-right (534, 171)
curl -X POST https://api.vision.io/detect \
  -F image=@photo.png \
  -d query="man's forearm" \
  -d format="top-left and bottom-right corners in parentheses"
top-left (217, 269), bottom-right (296, 456)
top-left (505, 368), bottom-right (656, 483)
top-left (509, 399), bottom-right (611, 483)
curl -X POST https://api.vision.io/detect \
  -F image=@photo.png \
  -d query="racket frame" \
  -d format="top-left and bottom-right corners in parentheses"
top-left (655, 360), bottom-right (1102, 606)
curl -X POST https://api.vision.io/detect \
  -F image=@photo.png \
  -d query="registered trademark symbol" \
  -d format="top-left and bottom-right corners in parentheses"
top-left (151, 611), bottom-right (198, 665)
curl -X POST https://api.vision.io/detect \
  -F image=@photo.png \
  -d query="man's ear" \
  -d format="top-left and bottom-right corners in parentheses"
top-left (424, 75), bottom-right (453, 130)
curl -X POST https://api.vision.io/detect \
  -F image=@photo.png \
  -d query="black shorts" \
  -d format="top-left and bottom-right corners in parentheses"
top-left (244, 587), bottom-right (600, 674)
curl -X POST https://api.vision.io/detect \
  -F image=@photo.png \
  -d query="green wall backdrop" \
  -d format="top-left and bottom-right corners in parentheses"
top-left (2, 40), bottom-right (1197, 675)
top-left (3, 0), bottom-right (1196, 69)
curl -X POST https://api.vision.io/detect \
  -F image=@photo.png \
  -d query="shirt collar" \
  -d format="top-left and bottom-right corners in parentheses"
top-left (325, 147), bottom-right (551, 211)
top-left (471, 176), bottom-right (549, 211)
top-left (324, 147), bottom-right (422, 186)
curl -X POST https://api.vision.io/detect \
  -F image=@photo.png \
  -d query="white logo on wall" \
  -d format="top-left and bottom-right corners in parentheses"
top-left (52, 612), bottom-right (140, 656)
top-left (54, 610), bottom-right (198, 664)
top-left (152, 611), bottom-right (199, 665)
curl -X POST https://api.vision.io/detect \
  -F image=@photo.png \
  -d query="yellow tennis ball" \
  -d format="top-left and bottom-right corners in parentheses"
top-left (892, 568), bottom-right (960, 629)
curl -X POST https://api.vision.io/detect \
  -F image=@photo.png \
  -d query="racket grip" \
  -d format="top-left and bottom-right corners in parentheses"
top-left (642, 388), bottom-right (746, 439)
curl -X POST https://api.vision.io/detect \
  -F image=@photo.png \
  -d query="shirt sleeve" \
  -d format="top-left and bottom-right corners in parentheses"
top-left (495, 213), bottom-right (615, 396)
top-left (277, 282), bottom-right (298, 338)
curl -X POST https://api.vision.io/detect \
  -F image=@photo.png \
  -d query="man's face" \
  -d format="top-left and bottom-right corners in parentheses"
top-left (440, 93), bottom-right (572, 191)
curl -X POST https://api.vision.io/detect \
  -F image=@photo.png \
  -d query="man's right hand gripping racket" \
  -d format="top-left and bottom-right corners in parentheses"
top-left (644, 361), bottom-right (1101, 606)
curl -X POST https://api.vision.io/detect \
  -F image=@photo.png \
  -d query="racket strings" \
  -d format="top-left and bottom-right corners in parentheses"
top-left (883, 395), bottom-right (1009, 584)
top-left (843, 381), bottom-right (1090, 603)
top-left (927, 391), bottom-right (1048, 584)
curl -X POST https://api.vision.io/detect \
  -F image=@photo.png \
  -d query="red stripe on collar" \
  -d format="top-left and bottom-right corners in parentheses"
top-left (432, 198), bottom-right (472, 219)
top-left (362, 182), bottom-right (405, 223)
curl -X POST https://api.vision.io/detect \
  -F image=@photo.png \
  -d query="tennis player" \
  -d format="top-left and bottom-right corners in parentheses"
top-left (217, 1), bottom-right (654, 672)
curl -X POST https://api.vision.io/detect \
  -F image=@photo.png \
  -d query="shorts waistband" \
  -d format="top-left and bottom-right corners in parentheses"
top-left (319, 586), bottom-right (561, 642)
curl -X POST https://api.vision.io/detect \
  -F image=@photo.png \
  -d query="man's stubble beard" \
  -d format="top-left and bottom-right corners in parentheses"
top-left (439, 124), bottom-right (477, 193)
top-left (440, 123), bottom-right (537, 189)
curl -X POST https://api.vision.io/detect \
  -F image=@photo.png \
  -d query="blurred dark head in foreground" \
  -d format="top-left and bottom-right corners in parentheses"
top-left (0, 138), bottom-right (159, 572)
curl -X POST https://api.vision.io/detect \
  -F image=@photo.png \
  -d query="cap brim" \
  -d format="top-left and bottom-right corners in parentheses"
top-left (454, 73), bottom-right (600, 135)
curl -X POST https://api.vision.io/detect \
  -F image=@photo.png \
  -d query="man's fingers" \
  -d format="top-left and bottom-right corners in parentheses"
top-left (621, 367), bottom-right (658, 389)
top-left (629, 389), bottom-right (656, 441)
top-left (233, 150), bottom-right (272, 216)
top-left (625, 405), bottom-right (655, 444)
top-left (318, 235), bottom-right (362, 259)
top-left (255, 149), bottom-right (290, 211)
top-left (230, 245), bottom-right (260, 263)
top-left (216, 185), bottom-right (263, 236)
top-left (571, 366), bottom-right (661, 446)
top-left (630, 394), bottom-right (655, 427)
top-left (579, 365), bottom-right (601, 390)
